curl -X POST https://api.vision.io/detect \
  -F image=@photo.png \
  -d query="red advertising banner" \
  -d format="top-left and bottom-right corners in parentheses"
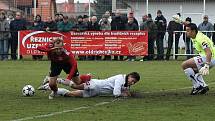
top-left (19, 30), bottom-right (148, 56)
top-left (19, 30), bottom-right (71, 55)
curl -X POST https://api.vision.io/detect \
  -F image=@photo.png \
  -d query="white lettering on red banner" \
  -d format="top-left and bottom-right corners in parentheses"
top-left (19, 30), bottom-right (148, 56)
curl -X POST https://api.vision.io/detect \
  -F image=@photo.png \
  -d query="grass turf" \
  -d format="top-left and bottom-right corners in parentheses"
top-left (0, 60), bottom-right (215, 121)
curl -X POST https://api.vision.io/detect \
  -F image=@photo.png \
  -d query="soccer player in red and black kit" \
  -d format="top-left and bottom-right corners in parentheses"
top-left (37, 38), bottom-right (91, 99)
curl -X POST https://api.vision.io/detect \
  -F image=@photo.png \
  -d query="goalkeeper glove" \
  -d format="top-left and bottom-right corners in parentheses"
top-left (199, 63), bottom-right (210, 75)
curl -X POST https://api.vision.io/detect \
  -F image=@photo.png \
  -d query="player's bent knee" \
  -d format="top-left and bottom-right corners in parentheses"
top-left (49, 77), bottom-right (58, 91)
top-left (181, 61), bottom-right (188, 70)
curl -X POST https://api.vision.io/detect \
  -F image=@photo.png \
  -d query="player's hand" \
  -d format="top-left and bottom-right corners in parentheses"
top-left (199, 64), bottom-right (210, 75)
top-left (121, 90), bottom-right (131, 97)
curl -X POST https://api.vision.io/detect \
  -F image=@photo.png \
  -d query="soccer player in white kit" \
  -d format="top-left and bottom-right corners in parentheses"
top-left (50, 72), bottom-right (140, 98)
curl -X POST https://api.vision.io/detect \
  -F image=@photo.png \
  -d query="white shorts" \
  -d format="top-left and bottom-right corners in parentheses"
top-left (82, 79), bottom-right (100, 97)
top-left (193, 56), bottom-right (215, 70)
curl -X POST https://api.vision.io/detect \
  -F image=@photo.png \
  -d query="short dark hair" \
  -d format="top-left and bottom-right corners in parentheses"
top-left (157, 10), bottom-right (162, 14)
top-left (185, 17), bottom-right (192, 22)
top-left (63, 15), bottom-right (69, 19)
top-left (177, 13), bottom-right (181, 17)
top-left (128, 72), bottom-right (140, 81)
top-left (77, 15), bottom-right (83, 19)
top-left (83, 15), bottom-right (89, 18)
top-left (148, 14), bottom-right (152, 18)
top-left (124, 72), bottom-right (140, 87)
top-left (186, 23), bottom-right (198, 34)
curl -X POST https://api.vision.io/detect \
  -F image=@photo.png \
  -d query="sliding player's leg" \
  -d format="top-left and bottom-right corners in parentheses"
top-left (64, 90), bottom-right (84, 97)
top-left (49, 88), bottom-right (84, 97)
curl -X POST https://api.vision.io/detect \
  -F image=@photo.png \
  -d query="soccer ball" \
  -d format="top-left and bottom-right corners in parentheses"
top-left (22, 85), bottom-right (35, 96)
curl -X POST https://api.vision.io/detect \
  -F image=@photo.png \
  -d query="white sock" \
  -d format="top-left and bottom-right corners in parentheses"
top-left (56, 88), bottom-right (70, 96)
top-left (57, 78), bottom-right (74, 86)
top-left (43, 83), bottom-right (51, 90)
top-left (195, 73), bottom-right (208, 87)
top-left (184, 68), bottom-right (200, 88)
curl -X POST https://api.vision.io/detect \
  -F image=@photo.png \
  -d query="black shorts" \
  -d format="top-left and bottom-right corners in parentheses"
top-left (49, 61), bottom-right (79, 78)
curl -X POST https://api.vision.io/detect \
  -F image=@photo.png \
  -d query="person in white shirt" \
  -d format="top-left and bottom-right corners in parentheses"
top-left (43, 72), bottom-right (140, 99)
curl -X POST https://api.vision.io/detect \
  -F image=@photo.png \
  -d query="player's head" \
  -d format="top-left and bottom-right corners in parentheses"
top-left (125, 72), bottom-right (140, 86)
top-left (186, 23), bottom-right (198, 39)
top-left (49, 38), bottom-right (64, 55)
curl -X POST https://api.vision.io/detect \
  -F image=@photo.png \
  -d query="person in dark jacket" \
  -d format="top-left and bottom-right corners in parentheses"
top-left (125, 17), bottom-right (139, 61)
top-left (111, 10), bottom-right (126, 31)
top-left (166, 14), bottom-right (183, 60)
top-left (155, 10), bottom-right (167, 60)
top-left (57, 16), bottom-right (73, 32)
top-left (31, 15), bottom-right (45, 60)
top-left (83, 15), bottom-right (90, 29)
top-left (128, 12), bottom-right (139, 27)
top-left (140, 14), bottom-right (157, 61)
top-left (198, 15), bottom-right (214, 38)
top-left (87, 16), bottom-right (101, 60)
top-left (72, 15), bottom-right (88, 60)
top-left (44, 16), bottom-right (57, 31)
top-left (72, 15), bottom-right (88, 32)
top-left (111, 10), bottom-right (127, 61)
top-left (88, 16), bottom-right (100, 31)
top-left (125, 17), bottom-right (139, 31)
top-left (10, 12), bottom-right (27, 60)
top-left (54, 13), bottom-right (60, 23)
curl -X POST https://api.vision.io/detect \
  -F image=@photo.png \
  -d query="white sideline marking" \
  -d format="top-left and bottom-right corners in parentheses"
top-left (11, 106), bottom-right (89, 121)
top-left (11, 82), bottom-right (215, 121)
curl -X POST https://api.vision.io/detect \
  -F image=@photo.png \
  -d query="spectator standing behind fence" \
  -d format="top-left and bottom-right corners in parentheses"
top-left (183, 17), bottom-right (193, 59)
top-left (125, 17), bottom-right (139, 61)
top-left (31, 15), bottom-right (45, 60)
top-left (88, 16), bottom-right (100, 31)
top-left (141, 15), bottom-right (148, 27)
top-left (166, 14), bottom-right (183, 60)
top-left (0, 11), bottom-right (10, 60)
top-left (7, 13), bottom-right (14, 24)
top-left (83, 15), bottom-right (90, 29)
top-left (6, 13), bottom-right (14, 57)
top-left (128, 12), bottom-right (139, 27)
top-left (100, 15), bottom-right (111, 31)
top-left (54, 13), bottom-right (60, 23)
top-left (10, 12), bottom-right (27, 60)
top-left (140, 14), bottom-right (157, 61)
top-left (72, 15), bottom-right (88, 61)
top-left (87, 16), bottom-right (101, 60)
top-left (198, 15), bottom-right (214, 38)
top-left (100, 14), bottom-right (111, 60)
top-left (72, 15), bottom-right (88, 32)
top-left (111, 10), bottom-right (127, 61)
top-left (44, 16), bottom-right (57, 31)
top-left (57, 16), bottom-right (73, 32)
top-left (58, 14), bottom-right (64, 22)
top-left (155, 10), bottom-right (166, 60)
top-left (99, 11), bottom-right (112, 25)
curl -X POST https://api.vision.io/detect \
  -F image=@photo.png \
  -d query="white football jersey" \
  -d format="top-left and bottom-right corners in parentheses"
top-left (88, 74), bottom-right (128, 96)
